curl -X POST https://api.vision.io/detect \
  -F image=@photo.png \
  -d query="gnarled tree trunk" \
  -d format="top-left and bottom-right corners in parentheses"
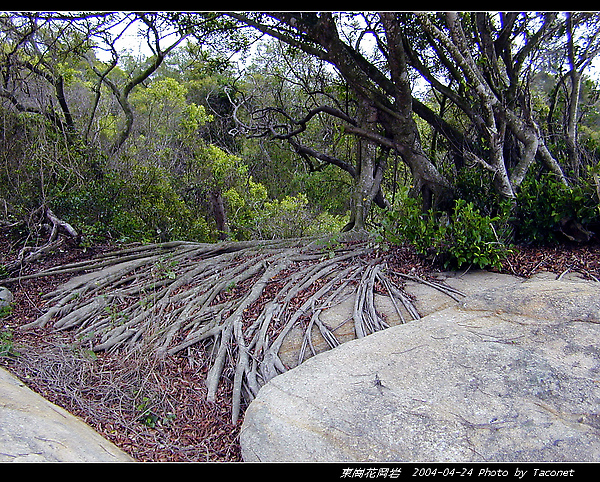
top-left (209, 190), bottom-right (230, 240)
top-left (230, 12), bottom-right (453, 214)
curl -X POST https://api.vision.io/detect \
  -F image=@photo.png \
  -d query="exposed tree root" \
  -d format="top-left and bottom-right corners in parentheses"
top-left (12, 235), bottom-right (463, 423)
top-left (3, 206), bottom-right (80, 276)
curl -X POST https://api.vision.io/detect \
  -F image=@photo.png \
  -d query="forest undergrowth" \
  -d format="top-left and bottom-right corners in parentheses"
top-left (1, 233), bottom-right (600, 462)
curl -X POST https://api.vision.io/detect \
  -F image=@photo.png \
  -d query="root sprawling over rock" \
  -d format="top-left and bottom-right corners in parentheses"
top-left (11, 236), bottom-right (459, 423)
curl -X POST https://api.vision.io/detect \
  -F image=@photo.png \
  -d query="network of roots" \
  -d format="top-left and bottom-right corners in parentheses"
top-left (13, 236), bottom-right (461, 423)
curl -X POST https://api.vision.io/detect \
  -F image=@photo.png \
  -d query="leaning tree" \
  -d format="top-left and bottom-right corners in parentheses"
top-left (410, 12), bottom-right (568, 199)
top-left (228, 12), bottom-right (600, 209)
top-left (227, 12), bottom-right (453, 218)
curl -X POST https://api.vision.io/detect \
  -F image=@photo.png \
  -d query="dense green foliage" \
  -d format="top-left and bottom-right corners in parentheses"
top-left (2, 12), bottom-right (600, 270)
top-left (514, 173), bottom-right (600, 245)
top-left (380, 166), bottom-right (600, 269)
top-left (380, 195), bottom-right (512, 270)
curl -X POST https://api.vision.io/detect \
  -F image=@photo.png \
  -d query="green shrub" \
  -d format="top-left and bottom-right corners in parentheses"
top-left (247, 193), bottom-right (347, 240)
top-left (52, 166), bottom-right (212, 244)
top-left (445, 199), bottom-right (511, 270)
top-left (453, 165), bottom-right (504, 218)
top-left (381, 196), bottom-right (444, 255)
top-left (250, 194), bottom-right (318, 239)
top-left (0, 329), bottom-right (19, 358)
top-left (514, 173), bottom-right (599, 245)
top-left (305, 211), bottom-right (349, 236)
top-left (381, 197), bottom-right (511, 270)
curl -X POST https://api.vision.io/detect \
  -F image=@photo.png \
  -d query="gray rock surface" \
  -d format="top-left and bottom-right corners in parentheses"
top-left (0, 286), bottom-right (13, 309)
top-left (0, 367), bottom-right (134, 462)
top-left (241, 271), bottom-right (600, 462)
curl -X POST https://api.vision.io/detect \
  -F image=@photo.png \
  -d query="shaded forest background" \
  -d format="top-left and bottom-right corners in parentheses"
top-left (2, 12), bottom-right (600, 273)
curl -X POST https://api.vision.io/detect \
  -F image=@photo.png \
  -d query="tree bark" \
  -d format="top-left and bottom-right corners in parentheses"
top-left (415, 12), bottom-right (568, 199)
top-left (380, 13), bottom-right (451, 209)
top-left (566, 13), bottom-right (582, 178)
top-left (209, 190), bottom-right (229, 240)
